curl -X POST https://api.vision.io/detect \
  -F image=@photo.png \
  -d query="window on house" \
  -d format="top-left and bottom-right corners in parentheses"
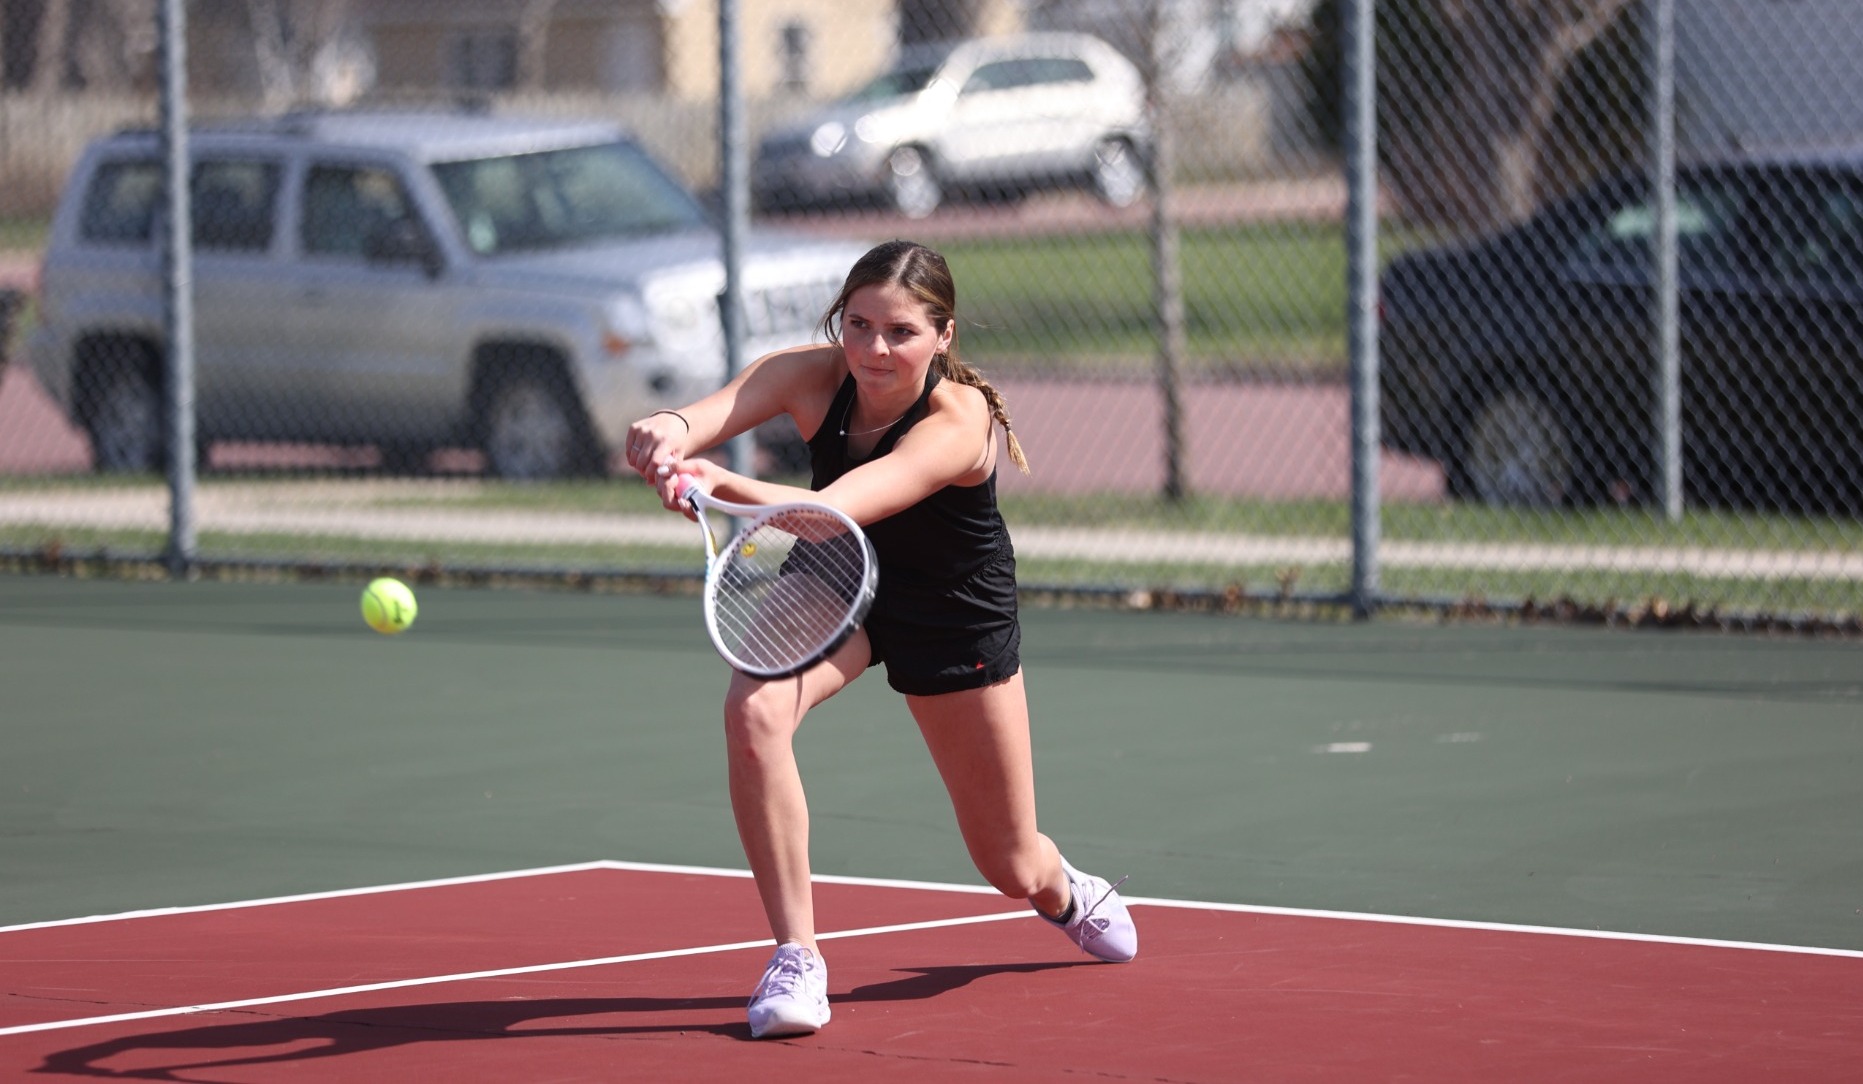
top-left (779, 23), bottom-right (810, 95)
top-left (450, 29), bottom-right (518, 91)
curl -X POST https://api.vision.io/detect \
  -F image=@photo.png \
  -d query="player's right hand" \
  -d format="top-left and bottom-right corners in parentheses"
top-left (660, 458), bottom-right (717, 518)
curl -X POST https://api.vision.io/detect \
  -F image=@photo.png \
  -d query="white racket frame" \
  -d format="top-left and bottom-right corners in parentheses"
top-left (679, 476), bottom-right (878, 679)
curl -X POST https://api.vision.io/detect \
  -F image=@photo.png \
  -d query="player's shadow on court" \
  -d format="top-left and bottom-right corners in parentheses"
top-left (35, 961), bottom-right (1087, 1079)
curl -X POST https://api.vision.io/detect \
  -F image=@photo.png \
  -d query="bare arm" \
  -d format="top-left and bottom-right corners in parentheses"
top-left (674, 381), bottom-right (994, 525)
top-left (623, 344), bottom-right (839, 480)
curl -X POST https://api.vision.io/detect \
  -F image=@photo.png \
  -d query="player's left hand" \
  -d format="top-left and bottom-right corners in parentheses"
top-left (624, 414), bottom-right (688, 480)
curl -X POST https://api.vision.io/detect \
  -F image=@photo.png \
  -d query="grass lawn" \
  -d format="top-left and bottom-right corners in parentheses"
top-left (941, 223), bottom-right (1346, 373)
top-left (933, 222), bottom-right (1431, 375)
top-left (0, 216), bottom-right (48, 255)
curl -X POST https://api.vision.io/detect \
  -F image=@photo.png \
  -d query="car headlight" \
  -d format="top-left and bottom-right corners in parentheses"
top-left (809, 122), bottom-right (848, 158)
top-left (642, 291), bottom-right (721, 354)
top-left (852, 115), bottom-right (886, 145)
top-left (603, 295), bottom-right (651, 358)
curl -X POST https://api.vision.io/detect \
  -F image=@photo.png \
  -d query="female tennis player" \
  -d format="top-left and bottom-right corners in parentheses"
top-left (624, 239), bottom-right (1137, 1040)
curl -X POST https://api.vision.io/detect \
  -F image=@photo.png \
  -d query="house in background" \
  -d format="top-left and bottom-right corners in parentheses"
top-left (361, 0), bottom-right (1023, 104)
top-left (1028, 0), bottom-right (1317, 92)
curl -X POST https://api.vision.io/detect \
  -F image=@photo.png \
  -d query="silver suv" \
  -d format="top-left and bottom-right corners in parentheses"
top-left (28, 111), bottom-right (868, 478)
top-left (754, 32), bottom-right (1148, 219)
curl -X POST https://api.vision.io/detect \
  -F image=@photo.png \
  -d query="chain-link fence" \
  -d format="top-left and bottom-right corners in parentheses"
top-left (0, 0), bottom-right (1859, 629)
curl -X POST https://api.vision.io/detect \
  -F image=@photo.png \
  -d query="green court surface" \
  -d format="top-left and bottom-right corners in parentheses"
top-left (2, 573), bottom-right (1858, 950)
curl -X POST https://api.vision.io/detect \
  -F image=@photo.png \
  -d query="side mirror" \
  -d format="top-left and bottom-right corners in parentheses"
top-left (363, 219), bottom-right (443, 278)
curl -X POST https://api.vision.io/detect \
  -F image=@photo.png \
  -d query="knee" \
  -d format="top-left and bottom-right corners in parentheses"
top-left (970, 842), bottom-right (1050, 902)
top-left (722, 684), bottom-right (803, 764)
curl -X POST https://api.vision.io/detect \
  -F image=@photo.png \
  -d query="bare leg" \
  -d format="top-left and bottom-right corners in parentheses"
top-left (723, 631), bottom-right (870, 952)
top-left (906, 672), bottom-right (1071, 918)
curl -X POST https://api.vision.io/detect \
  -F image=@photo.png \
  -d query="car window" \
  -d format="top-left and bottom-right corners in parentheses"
top-left (430, 140), bottom-right (707, 255)
top-left (1811, 185), bottom-right (1863, 286)
top-left (77, 156), bottom-right (282, 252)
top-left (78, 159), bottom-right (163, 245)
top-left (1569, 180), bottom-right (1753, 277)
top-left (1768, 174), bottom-right (1863, 287)
top-left (301, 164), bottom-right (418, 258)
top-left (1022, 57), bottom-right (1094, 86)
top-left (846, 64), bottom-right (941, 103)
top-left (962, 60), bottom-right (1030, 94)
top-left (192, 159), bottom-right (280, 252)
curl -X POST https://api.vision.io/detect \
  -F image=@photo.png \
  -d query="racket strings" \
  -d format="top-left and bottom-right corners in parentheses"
top-left (710, 509), bottom-right (872, 674)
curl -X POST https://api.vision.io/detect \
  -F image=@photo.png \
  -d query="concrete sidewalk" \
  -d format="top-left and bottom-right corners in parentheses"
top-left (2, 481), bottom-right (1856, 583)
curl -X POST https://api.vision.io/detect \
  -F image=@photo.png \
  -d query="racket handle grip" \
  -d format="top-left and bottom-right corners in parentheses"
top-left (674, 473), bottom-right (700, 503)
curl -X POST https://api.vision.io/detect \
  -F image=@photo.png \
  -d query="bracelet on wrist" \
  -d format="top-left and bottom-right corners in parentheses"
top-left (650, 409), bottom-right (691, 432)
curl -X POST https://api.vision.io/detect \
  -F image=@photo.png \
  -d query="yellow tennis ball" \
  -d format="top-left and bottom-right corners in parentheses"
top-left (360, 577), bottom-right (417, 635)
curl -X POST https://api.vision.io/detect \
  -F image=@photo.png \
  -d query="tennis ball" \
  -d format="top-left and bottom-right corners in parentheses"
top-left (360, 577), bottom-right (418, 635)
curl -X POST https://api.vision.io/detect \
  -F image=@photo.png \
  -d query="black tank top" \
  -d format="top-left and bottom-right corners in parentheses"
top-left (807, 372), bottom-right (1011, 588)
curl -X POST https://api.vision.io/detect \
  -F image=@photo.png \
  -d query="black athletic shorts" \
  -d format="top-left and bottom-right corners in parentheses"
top-left (864, 548), bottom-right (1021, 696)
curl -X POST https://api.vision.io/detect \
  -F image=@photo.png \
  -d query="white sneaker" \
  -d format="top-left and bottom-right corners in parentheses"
top-left (1038, 856), bottom-right (1138, 963)
top-left (747, 942), bottom-right (831, 1039)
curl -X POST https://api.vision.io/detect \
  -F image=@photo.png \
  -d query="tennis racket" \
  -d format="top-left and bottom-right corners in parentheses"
top-left (676, 474), bottom-right (878, 679)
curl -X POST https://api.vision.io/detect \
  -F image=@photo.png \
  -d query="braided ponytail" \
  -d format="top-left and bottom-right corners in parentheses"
top-left (822, 239), bottom-right (1030, 474)
top-left (935, 352), bottom-right (1029, 474)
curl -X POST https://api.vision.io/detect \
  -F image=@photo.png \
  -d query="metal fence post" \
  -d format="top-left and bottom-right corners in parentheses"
top-left (1146, 1), bottom-right (1187, 504)
top-left (1650, 0), bottom-right (1682, 523)
top-left (159, 0), bottom-right (196, 576)
top-left (1345, 0), bottom-right (1380, 617)
top-left (717, 0), bottom-right (754, 496)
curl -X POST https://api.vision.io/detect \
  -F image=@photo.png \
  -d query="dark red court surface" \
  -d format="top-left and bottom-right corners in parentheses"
top-left (4, 864), bottom-right (1860, 1081)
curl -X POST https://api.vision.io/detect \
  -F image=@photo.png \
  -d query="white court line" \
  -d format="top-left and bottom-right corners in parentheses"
top-left (648, 860), bottom-right (1863, 959)
top-left (0, 861), bottom-right (622, 935)
top-left (0, 859), bottom-right (1009, 937)
top-left (5, 858), bottom-right (1859, 1039)
top-left (1120, 896), bottom-right (1863, 961)
top-left (0, 910), bottom-right (1036, 1038)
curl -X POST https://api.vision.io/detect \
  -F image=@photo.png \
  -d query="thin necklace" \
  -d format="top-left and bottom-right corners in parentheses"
top-left (839, 396), bottom-right (908, 438)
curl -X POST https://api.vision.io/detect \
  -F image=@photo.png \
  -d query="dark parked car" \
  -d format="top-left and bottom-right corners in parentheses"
top-left (1380, 150), bottom-right (1863, 514)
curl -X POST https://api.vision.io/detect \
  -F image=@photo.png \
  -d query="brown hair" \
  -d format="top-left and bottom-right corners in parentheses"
top-left (820, 239), bottom-right (1028, 473)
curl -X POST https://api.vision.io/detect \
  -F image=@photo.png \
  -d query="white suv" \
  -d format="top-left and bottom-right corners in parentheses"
top-left (754, 33), bottom-right (1148, 219)
top-left (28, 111), bottom-right (868, 478)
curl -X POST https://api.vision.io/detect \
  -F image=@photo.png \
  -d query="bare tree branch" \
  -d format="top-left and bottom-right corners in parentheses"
top-left (1387, 0), bottom-right (1639, 228)
top-left (246, 0), bottom-right (360, 110)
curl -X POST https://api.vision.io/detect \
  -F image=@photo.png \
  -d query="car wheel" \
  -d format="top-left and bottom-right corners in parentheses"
top-left (86, 364), bottom-right (163, 473)
top-left (479, 371), bottom-right (602, 481)
top-left (886, 146), bottom-right (941, 219)
top-left (1091, 138), bottom-right (1145, 209)
top-left (1455, 389), bottom-right (1573, 507)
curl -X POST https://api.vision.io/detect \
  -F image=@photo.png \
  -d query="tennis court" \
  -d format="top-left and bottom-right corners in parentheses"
top-left (3, 574), bottom-right (1860, 1080)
